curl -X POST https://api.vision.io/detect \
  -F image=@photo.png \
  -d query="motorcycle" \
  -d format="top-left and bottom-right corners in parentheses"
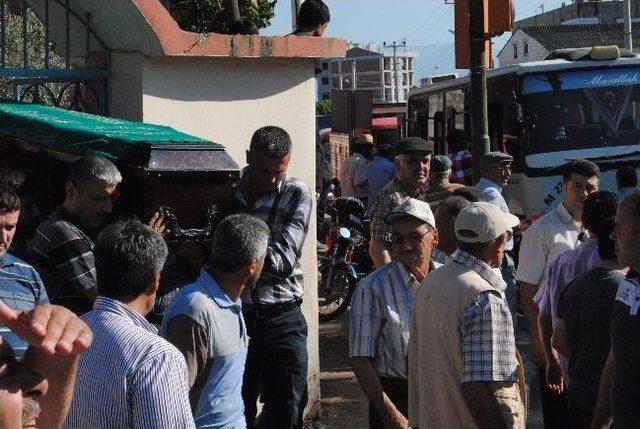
top-left (318, 196), bottom-right (372, 321)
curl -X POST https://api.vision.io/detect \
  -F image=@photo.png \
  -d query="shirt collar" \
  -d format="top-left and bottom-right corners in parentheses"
top-left (395, 259), bottom-right (441, 287)
top-left (478, 177), bottom-right (502, 193)
top-left (200, 269), bottom-right (242, 310)
top-left (392, 177), bottom-right (423, 198)
top-left (451, 249), bottom-right (507, 292)
top-left (235, 167), bottom-right (286, 205)
top-left (0, 253), bottom-right (17, 268)
top-left (93, 296), bottom-right (157, 334)
top-left (555, 203), bottom-right (576, 224)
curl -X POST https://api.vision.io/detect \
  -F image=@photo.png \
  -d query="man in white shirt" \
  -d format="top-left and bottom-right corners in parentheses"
top-left (516, 159), bottom-right (600, 429)
top-left (341, 134), bottom-right (373, 205)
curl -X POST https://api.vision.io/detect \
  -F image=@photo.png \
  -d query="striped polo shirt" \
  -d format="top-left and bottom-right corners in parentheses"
top-left (0, 252), bottom-right (48, 359)
top-left (349, 260), bottom-right (441, 379)
top-left (66, 297), bottom-right (195, 429)
top-left (30, 207), bottom-right (96, 314)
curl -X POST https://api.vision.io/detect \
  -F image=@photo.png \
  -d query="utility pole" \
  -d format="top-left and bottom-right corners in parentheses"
top-left (383, 40), bottom-right (407, 103)
top-left (351, 61), bottom-right (357, 90)
top-left (624, 0), bottom-right (633, 51)
top-left (469, 0), bottom-right (490, 182)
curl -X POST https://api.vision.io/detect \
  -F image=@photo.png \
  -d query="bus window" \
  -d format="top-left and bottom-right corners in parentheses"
top-left (446, 90), bottom-right (466, 131)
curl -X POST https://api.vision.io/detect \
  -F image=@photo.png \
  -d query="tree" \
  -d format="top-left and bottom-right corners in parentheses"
top-left (166, 0), bottom-right (277, 34)
top-left (316, 99), bottom-right (331, 116)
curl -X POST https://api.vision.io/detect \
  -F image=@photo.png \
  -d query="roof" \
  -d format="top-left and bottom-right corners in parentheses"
top-left (0, 101), bottom-right (223, 162)
top-left (520, 23), bottom-right (640, 53)
top-left (347, 47), bottom-right (382, 58)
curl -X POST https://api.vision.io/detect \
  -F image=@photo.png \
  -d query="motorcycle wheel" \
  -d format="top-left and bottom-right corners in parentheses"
top-left (318, 264), bottom-right (355, 322)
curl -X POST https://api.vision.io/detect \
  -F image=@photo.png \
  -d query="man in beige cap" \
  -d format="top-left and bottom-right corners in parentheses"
top-left (341, 133), bottom-right (374, 204)
top-left (350, 197), bottom-right (440, 429)
top-left (408, 202), bottom-right (525, 429)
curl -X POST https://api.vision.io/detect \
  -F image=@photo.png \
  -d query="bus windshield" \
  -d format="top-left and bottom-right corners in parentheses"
top-left (521, 67), bottom-right (640, 156)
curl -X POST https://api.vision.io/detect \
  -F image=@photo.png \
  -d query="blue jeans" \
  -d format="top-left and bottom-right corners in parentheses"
top-left (242, 306), bottom-right (308, 429)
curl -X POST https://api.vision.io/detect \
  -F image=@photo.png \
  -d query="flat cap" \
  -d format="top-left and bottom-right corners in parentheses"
top-left (430, 155), bottom-right (452, 173)
top-left (385, 197), bottom-right (436, 229)
top-left (481, 151), bottom-right (513, 164)
top-left (396, 137), bottom-right (434, 155)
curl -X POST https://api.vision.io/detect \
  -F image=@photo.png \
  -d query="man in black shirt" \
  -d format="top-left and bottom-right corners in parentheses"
top-left (554, 201), bottom-right (626, 428)
top-left (593, 189), bottom-right (640, 428)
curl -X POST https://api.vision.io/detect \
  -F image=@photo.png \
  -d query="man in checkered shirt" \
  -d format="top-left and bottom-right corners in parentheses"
top-left (448, 129), bottom-right (473, 186)
top-left (408, 202), bottom-right (526, 428)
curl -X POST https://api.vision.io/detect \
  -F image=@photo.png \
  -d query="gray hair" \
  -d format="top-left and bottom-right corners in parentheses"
top-left (68, 155), bottom-right (122, 187)
top-left (95, 220), bottom-right (168, 300)
top-left (210, 214), bottom-right (269, 273)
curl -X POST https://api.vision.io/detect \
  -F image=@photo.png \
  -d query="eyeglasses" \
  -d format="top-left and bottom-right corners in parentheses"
top-left (390, 230), bottom-right (430, 245)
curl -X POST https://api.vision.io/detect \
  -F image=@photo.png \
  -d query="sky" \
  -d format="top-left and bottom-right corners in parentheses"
top-left (262, 0), bottom-right (569, 78)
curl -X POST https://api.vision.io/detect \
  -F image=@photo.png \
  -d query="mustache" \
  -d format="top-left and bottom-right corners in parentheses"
top-left (22, 397), bottom-right (41, 422)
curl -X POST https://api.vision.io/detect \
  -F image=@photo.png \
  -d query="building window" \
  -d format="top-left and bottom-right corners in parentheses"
top-left (321, 77), bottom-right (329, 85)
top-left (322, 93), bottom-right (330, 100)
top-left (524, 41), bottom-right (529, 56)
top-left (322, 62), bottom-right (329, 71)
top-left (513, 44), bottom-right (518, 59)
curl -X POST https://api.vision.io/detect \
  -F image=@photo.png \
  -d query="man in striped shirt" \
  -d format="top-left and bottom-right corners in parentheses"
top-left (0, 186), bottom-right (49, 359)
top-left (350, 198), bottom-right (440, 429)
top-left (30, 155), bottom-right (122, 315)
top-left (66, 220), bottom-right (195, 428)
top-left (230, 126), bottom-right (313, 429)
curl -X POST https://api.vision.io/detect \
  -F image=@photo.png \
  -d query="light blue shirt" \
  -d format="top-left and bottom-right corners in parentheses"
top-left (0, 253), bottom-right (48, 359)
top-left (477, 177), bottom-right (514, 251)
top-left (163, 270), bottom-right (248, 429)
top-left (367, 156), bottom-right (396, 207)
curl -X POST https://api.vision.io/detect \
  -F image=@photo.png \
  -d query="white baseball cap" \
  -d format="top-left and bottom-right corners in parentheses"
top-left (455, 202), bottom-right (520, 243)
top-left (385, 198), bottom-right (436, 230)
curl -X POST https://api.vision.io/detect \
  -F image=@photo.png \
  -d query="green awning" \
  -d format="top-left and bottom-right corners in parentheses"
top-left (0, 101), bottom-right (222, 160)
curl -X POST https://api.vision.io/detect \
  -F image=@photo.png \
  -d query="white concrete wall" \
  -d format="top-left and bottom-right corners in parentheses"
top-left (498, 30), bottom-right (549, 67)
top-left (140, 56), bottom-right (321, 416)
top-left (109, 52), bottom-right (145, 121)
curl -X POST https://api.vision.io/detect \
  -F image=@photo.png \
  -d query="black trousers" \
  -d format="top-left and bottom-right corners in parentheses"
top-left (538, 369), bottom-right (568, 429)
top-left (368, 377), bottom-right (408, 429)
top-left (242, 307), bottom-right (308, 429)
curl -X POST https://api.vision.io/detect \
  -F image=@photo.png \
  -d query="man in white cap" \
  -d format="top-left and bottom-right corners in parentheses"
top-left (408, 202), bottom-right (525, 429)
top-left (341, 133), bottom-right (374, 205)
top-left (350, 197), bottom-right (440, 429)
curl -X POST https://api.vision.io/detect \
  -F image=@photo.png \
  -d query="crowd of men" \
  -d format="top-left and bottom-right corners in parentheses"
top-left (344, 131), bottom-right (640, 428)
top-left (2, 113), bottom-right (640, 429)
top-left (0, 124), bottom-right (314, 428)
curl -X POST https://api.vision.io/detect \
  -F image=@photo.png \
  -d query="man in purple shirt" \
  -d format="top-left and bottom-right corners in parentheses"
top-left (536, 192), bottom-right (618, 397)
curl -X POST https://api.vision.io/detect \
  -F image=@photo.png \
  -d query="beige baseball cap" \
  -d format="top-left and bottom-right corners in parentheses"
top-left (385, 197), bottom-right (436, 230)
top-left (359, 133), bottom-right (374, 145)
top-left (454, 202), bottom-right (520, 243)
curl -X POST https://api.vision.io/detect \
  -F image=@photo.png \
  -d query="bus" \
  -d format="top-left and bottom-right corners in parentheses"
top-left (407, 48), bottom-right (640, 217)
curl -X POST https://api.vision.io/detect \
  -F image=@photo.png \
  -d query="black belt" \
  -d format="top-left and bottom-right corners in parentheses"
top-left (244, 297), bottom-right (303, 319)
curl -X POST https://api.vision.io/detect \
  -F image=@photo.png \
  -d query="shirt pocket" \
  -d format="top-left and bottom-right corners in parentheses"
top-left (0, 289), bottom-right (37, 311)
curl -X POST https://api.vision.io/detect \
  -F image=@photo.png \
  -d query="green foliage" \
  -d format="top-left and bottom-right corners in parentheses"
top-left (0, 2), bottom-right (65, 99)
top-left (168, 0), bottom-right (277, 33)
top-left (316, 100), bottom-right (331, 116)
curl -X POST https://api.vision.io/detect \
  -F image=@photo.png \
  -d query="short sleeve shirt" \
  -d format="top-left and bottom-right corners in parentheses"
top-left (369, 178), bottom-right (424, 243)
top-left (558, 268), bottom-right (624, 410)
top-left (163, 270), bottom-right (248, 429)
top-left (349, 260), bottom-right (440, 379)
top-left (610, 275), bottom-right (640, 427)
top-left (515, 203), bottom-right (582, 288)
top-left (0, 253), bottom-right (49, 359)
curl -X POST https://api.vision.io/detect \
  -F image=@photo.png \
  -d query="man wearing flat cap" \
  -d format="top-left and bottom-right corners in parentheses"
top-left (477, 151), bottom-right (518, 326)
top-left (409, 202), bottom-right (526, 429)
top-left (425, 155), bottom-right (465, 210)
top-left (350, 197), bottom-right (440, 429)
top-left (369, 137), bottom-right (434, 268)
top-left (341, 133), bottom-right (374, 205)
